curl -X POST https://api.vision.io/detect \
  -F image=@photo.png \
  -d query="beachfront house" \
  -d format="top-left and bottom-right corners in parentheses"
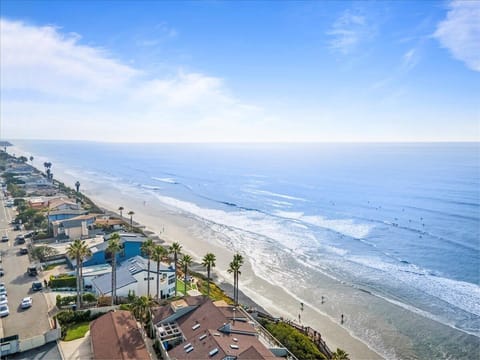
top-left (51, 214), bottom-right (96, 239)
top-left (152, 296), bottom-right (286, 360)
top-left (91, 255), bottom-right (175, 298)
top-left (90, 310), bottom-right (150, 360)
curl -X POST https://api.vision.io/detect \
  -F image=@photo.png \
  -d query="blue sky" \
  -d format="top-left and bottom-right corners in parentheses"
top-left (0, 0), bottom-right (479, 142)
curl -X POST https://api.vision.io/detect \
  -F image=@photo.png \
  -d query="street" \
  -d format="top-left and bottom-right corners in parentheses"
top-left (0, 195), bottom-right (51, 340)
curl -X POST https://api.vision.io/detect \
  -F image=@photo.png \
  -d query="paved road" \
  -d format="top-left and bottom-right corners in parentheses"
top-left (0, 196), bottom-right (51, 340)
top-left (5, 340), bottom-right (61, 360)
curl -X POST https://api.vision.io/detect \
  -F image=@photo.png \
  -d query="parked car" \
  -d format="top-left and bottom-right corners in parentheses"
top-left (19, 248), bottom-right (28, 255)
top-left (21, 297), bottom-right (33, 309)
top-left (27, 266), bottom-right (38, 276)
top-left (16, 235), bottom-right (25, 244)
top-left (24, 231), bottom-right (34, 238)
top-left (0, 294), bottom-right (7, 305)
top-left (0, 268), bottom-right (4, 277)
top-left (32, 281), bottom-right (42, 291)
top-left (0, 304), bottom-right (9, 317)
top-left (1, 235), bottom-right (8, 242)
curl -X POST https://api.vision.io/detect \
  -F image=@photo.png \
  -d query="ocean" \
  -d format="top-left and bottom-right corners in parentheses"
top-left (10, 141), bottom-right (480, 359)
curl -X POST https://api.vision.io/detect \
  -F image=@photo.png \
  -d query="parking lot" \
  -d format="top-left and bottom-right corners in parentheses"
top-left (0, 196), bottom-right (51, 340)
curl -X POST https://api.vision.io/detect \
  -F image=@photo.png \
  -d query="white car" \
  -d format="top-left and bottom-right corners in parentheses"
top-left (21, 297), bottom-right (32, 309)
top-left (0, 304), bottom-right (9, 317)
top-left (0, 294), bottom-right (7, 305)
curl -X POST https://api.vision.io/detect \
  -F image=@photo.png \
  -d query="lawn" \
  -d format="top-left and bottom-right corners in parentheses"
top-left (176, 279), bottom-right (196, 295)
top-left (64, 321), bottom-right (90, 341)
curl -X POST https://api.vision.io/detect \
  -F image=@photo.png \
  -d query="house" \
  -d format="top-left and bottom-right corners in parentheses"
top-left (82, 233), bottom-right (152, 267)
top-left (153, 296), bottom-right (285, 360)
top-left (90, 310), bottom-right (150, 360)
top-left (48, 208), bottom-right (88, 223)
top-left (91, 255), bottom-right (175, 298)
top-left (48, 197), bottom-right (79, 211)
top-left (51, 214), bottom-right (96, 239)
top-left (76, 263), bottom-right (112, 289)
top-left (95, 216), bottom-right (124, 231)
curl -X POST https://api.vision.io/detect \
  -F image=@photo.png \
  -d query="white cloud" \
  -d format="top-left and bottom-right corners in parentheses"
top-left (0, 18), bottom-right (275, 142)
top-left (433, 0), bottom-right (480, 72)
top-left (0, 19), bottom-right (139, 100)
top-left (327, 9), bottom-right (375, 54)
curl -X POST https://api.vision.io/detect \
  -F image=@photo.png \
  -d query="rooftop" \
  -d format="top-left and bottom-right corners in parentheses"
top-left (90, 310), bottom-right (150, 360)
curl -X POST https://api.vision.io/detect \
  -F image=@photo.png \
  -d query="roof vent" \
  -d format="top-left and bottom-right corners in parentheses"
top-left (192, 323), bottom-right (200, 330)
top-left (185, 346), bottom-right (194, 353)
top-left (213, 333), bottom-right (221, 337)
top-left (183, 343), bottom-right (192, 349)
top-left (209, 348), bottom-right (219, 357)
top-left (233, 338), bottom-right (238, 342)
top-left (199, 334), bottom-right (207, 341)
top-left (230, 344), bottom-right (239, 349)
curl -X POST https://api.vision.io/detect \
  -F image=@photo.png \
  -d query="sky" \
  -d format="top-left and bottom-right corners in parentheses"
top-left (0, 0), bottom-right (479, 142)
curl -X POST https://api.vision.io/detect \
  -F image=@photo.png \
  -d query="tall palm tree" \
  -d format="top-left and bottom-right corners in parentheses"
top-left (66, 239), bottom-right (91, 309)
top-left (127, 210), bottom-right (135, 228)
top-left (228, 253), bottom-right (244, 305)
top-left (179, 254), bottom-right (192, 297)
top-left (152, 245), bottom-right (168, 299)
top-left (202, 252), bottom-right (216, 298)
top-left (169, 242), bottom-right (182, 296)
top-left (75, 181), bottom-right (80, 193)
top-left (29, 156), bottom-right (34, 164)
top-left (107, 233), bottom-right (122, 305)
top-left (141, 239), bottom-right (155, 297)
top-left (118, 206), bottom-right (124, 218)
top-left (132, 295), bottom-right (155, 336)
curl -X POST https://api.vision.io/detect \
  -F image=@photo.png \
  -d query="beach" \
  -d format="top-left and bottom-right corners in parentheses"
top-left (11, 141), bottom-right (480, 360)
top-left (50, 166), bottom-right (382, 359)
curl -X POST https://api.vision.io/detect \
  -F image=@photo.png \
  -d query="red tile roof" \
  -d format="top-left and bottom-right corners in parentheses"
top-left (90, 310), bottom-right (150, 360)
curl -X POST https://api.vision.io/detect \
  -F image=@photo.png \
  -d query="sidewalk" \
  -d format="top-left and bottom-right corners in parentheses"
top-left (58, 331), bottom-right (92, 360)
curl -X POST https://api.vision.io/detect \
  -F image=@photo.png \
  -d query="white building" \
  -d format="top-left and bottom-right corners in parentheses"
top-left (91, 255), bottom-right (175, 298)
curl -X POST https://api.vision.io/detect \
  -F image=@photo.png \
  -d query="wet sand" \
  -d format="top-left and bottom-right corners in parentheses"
top-left (81, 180), bottom-right (383, 360)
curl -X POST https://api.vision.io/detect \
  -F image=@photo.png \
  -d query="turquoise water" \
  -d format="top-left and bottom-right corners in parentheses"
top-left (11, 141), bottom-right (480, 358)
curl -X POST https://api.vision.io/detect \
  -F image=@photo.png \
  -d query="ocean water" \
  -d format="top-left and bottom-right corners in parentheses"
top-left (10, 141), bottom-right (480, 359)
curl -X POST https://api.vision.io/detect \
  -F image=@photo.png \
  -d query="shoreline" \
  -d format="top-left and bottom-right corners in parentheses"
top-left (80, 179), bottom-right (384, 359)
top-left (13, 144), bottom-right (383, 359)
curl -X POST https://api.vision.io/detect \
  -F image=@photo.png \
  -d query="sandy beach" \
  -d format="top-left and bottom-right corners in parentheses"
top-left (70, 174), bottom-right (383, 359)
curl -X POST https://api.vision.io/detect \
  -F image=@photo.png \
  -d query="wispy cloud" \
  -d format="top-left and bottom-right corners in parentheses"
top-left (327, 9), bottom-right (375, 54)
top-left (137, 22), bottom-right (177, 47)
top-left (433, 0), bottom-right (480, 72)
top-left (401, 48), bottom-right (418, 72)
top-left (0, 18), bottom-right (273, 142)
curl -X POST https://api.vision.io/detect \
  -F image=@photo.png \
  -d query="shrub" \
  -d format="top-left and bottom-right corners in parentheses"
top-left (119, 304), bottom-right (131, 311)
top-left (97, 296), bottom-right (112, 307)
top-left (263, 321), bottom-right (326, 360)
top-left (50, 274), bottom-right (76, 288)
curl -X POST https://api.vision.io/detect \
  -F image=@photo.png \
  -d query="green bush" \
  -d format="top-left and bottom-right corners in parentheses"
top-left (50, 274), bottom-right (76, 288)
top-left (56, 294), bottom-right (97, 307)
top-left (119, 304), bottom-right (132, 311)
top-left (263, 321), bottom-right (326, 360)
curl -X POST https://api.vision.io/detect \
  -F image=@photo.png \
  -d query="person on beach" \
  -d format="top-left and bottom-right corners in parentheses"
top-left (321, 295), bottom-right (324, 304)
top-left (341, 314), bottom-right (344, 324)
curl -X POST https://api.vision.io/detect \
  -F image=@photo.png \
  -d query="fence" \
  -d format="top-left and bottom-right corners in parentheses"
top-left (0, 328), bottom-right (61, 356)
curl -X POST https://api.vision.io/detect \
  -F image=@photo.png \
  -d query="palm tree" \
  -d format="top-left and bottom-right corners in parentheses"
top-left (202, 252), bottom-right (216, 298)
top-left (107, 233), bottom-right (122, 305)
top-left (118, 206), bottom-right (124, 218)
top-left (29, 156), bottom-right (34, 164)
top-left (75, 181), bottom-right (80, 193)
top-left (127, 210), bottom-right (135, 228)
top-left (169, 242), bottom-right (182, 296)
top-left (228, 253), bottom-right (244, 305)
top-left (152, 245), bottom-right (168, 299)
top-left (66, 239), bottom-right (91, 309)
top-left (332, 348), bottom-right (350, 360)
top-left (179, 254), bottom-right (192, 296)
top-left (141, 239), bottom-right (155, 297)
top-left (132, 295), bottom-right (155, 336)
